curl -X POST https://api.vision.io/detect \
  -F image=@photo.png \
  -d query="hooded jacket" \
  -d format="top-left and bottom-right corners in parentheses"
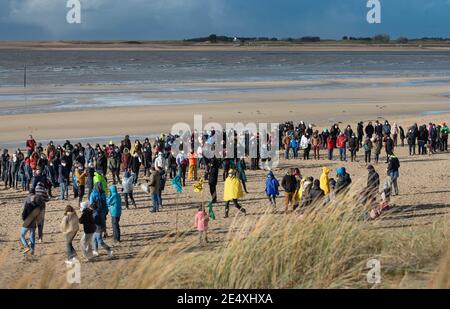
top-left (147, 169), bottom-right (161, 194)
top-left (79, 207), bottom-right (96, 234)
top-left (281, 173), bottom-right (297, 193)
top-left (265, 171), bottom-right (280, 196)
top-left (122, 171), bottom-right (134, 193)
top-left (60, 211), bottom-right (79, 236)
top-left (319, 167), bottom-right (331, 194)
top-left (22, 195), bottom-right (45, 228)
top-left (223, 173), bottom-right (244, 201)
top-left (107, 185), bottom-right (122, 218)
top-left (89, 182), bottom-right (108, 214)
top-left (93, 171), bottom-right (108, 195)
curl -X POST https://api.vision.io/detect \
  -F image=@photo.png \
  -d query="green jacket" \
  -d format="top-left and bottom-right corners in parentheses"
top-left (93, 172), bottom-right (108, 195)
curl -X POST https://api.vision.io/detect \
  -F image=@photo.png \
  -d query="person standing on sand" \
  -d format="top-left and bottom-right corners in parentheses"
top-left (107, 185), bottom-right (122, 243)
top-left (207, 157), bottom-right (220, 203)
top-left (79, 202), bottom-right (95, 261)
top-left (326, 135), bottom-right (335, 161)
top-left (373, 136), bottom-right (382, 164)
top-left (281, 168), bottom-right (297, 213)
top-left (348, 134), bottom-right (358, 162)
top-left (265, 170), bottom-right (280, 207)
top-left (391, 123), bottom-right (399, 147)
top-left (121, 148), bottom-right (131, 172)
top-left (336, 132), bottom-right (347, 162)
top-left (122, 171), bottom-right (136, 209)
top-left (1, 149), bottom-right (9, 184)
top-left (282, 132), bottom-right (291, 160)
top-left (58, 160), bottom-right (70, 200)
top-left (399, 126), bottom-right (406, 147)
top-left (363, 136), bottom-right (373, 164)
top-left (89, 182), bottom-right (112, 258)
top-left (357, 122), bottom-right (364, 148)
top-left (195, 205), bottom-right (209, 245)
top-left (223, 169), bottom-right (246, 218)
top-left (236, 157), bottom-right (249, 194)
top-left (301, 133), bottom-right (311, 160)
top-left (147, 167), bottom-right (161, 213)
top-left (26, 135), bottom-right (37, 157)
top-left (60, 205), bottom-right (79, 265)
top-left (176, 150), bottom-right (188, 186)
top-left (384, 135), bottom-right (395, 163)
top-left (130, 152), bottom-right (141, 185)
top-left (75, 165), bottom-right (87, 203)
top-left (108, 147), bottom-right (121, 185)
top-left (311, 130), bottom-right (321, 160)
top-left (187, 150), bottom-right (198, 181)
top-left (318, 167), bottom-right (330, 196)
top-left (407, 129), bottom-right (416, 155)
top-left (441, 123), bottom-right (449, 151)
top-left (142, 138), bottom-right (153, 177)
top-left (93, 170), bottom-right (108, 195)
top-left (387, 153), bottom-right (400, 196)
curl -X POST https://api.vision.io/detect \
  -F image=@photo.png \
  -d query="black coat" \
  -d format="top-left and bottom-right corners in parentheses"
top-left (281, 175), bottom-right (297, 193)
top-left (79, 208), bottom-right (96, 234)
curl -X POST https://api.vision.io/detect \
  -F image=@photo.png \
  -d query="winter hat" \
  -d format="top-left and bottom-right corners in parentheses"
top-left (35, 182), bottom-right (47, 196)
top-left (80, 202), bottom-right (88, 212)
top-left (336, 167), bottom-right (346, 176)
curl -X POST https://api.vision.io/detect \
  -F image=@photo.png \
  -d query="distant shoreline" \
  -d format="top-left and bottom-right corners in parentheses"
top-left (1, 41), bottom-right (450, 52)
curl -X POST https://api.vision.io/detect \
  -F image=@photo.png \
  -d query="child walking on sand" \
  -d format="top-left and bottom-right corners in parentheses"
top-left (265, 170), bottom-right (280, 207)
top-left (60, 205), bottom-right (79, 265)
top-left (79, 202), bottom-right (95, 261)
top-left (195, 205), bottom-right (209, 245)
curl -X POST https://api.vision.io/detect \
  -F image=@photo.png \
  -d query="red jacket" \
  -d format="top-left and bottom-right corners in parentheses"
top-left (336, 135), bottom-right (347, 148)
top-left (26, 139), bottom-right (36, 152)
top-left (326, 137), bottom-right (335, 150)
top-left (30, 153), bottom-right (39, 170)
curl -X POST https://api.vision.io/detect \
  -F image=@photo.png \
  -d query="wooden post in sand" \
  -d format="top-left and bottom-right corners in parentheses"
top-left (24, 65), bottom-right (27, 88)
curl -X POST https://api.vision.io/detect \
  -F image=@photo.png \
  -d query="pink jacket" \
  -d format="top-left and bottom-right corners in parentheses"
top-left (195, 211), bottom-right (209, 231)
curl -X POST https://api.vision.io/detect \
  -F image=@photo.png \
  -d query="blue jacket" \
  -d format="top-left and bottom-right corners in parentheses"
top-left (265, 172), bottom-right (280, 196)
top-left (290, 139), bottom-right (299, 150)
top-left (107, 185), bottom-right (122, 218)
top-left (89, 182), bottom-right (108, 215)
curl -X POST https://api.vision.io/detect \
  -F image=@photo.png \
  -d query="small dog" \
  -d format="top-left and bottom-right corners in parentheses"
top-left (426, 143), bottom-right (433, 156)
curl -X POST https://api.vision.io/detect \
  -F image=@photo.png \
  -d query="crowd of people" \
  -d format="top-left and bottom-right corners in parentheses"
top-left (279, 120), bottom-right (449, 163)
top-left (1, 118), bottom-right (447, 264)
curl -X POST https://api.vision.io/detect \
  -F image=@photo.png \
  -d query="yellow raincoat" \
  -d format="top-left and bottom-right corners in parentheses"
top-left (223, 174), bottom-right (244, 201)
top-left (294, 177), bottom-right (305, 203)
top-left (320, 167), bottom-right (331, 194)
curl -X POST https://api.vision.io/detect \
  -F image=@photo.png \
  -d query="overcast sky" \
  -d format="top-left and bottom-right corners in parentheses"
top-left (0, 0), bottom-right (450, 40)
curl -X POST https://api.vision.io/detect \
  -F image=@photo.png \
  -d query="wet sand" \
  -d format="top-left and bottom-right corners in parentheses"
top-left (0, 77), bottom-right (449, 147)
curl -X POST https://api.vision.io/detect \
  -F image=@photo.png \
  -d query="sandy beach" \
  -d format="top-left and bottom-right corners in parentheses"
top-left (0, 124), bottom-right (449, 288)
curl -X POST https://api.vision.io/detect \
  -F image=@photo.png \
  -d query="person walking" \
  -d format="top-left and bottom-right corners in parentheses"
top-left (79, 202), bottom-right (95, 261)
top-left (60, 205), bottom-right (79, 265)
top-left (223, 169), bottom-right (246, 218)
top-left (281, 168), bottom-right (297, 213)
